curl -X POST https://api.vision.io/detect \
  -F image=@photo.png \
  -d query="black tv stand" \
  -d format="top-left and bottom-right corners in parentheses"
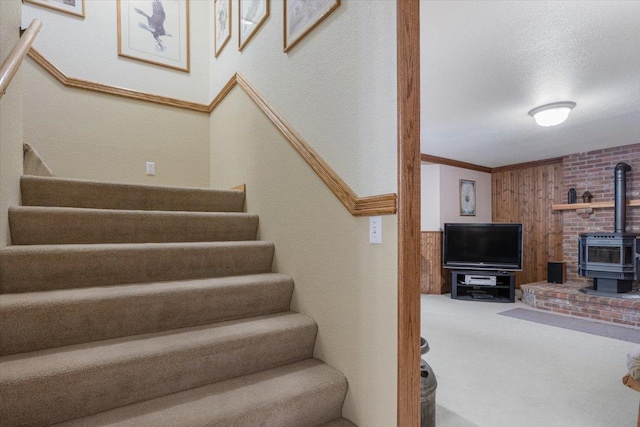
top-left (450, 270), bottom-right (515, 303)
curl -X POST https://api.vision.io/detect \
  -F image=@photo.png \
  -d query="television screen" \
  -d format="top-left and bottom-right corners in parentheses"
top-left (443, 223), bottom-right (523, 271)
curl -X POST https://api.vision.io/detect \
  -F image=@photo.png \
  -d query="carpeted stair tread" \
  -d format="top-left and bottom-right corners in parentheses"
top-left (0, 241), bottom-right (274, 293)
top-left (0, 312), bottom-right (317, 426)
top-left (9, 206), bottom-right (259, 244)
top-left (319, 419), bottom-right (358, 427)
top-left (21, 175), bottom-right (245, 212)
top-left (0, 273), bottom-right (294, 355)
top-left (54, 358), bottom-right (347, 427)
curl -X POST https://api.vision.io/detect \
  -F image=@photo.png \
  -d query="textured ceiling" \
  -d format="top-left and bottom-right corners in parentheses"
top-left (420, 1), bottom-right (640, 168)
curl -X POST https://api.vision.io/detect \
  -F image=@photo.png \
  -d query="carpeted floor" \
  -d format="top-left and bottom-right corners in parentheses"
top-left (499, 308), bottom-right (640, 344)
top-left (421, 294), bottom-right (639, 427)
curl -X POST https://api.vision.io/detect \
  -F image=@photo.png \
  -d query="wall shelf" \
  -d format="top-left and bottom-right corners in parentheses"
top-left (552, 199), bottom-right (640, 211)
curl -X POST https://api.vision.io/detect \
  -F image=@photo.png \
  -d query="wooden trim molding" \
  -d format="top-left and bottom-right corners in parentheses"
top-left (231, 184), bottom-right (246, 192)
top-left (397, 0), bottom-right (421, 425)
top-left (27, 49), bottom-right (208, 112)
top-left (26, 48), bottom-right (396, 217)
top-left (235, 74), bottom-right (397, 216)
top-left (421, 153), bottom-right (492, 173)
top-left (0, 19), bottom-right (42, 101)
top-left (422, 153), bottom-right (564, 174)
top-left (491, 157), bottom-right (563, 173)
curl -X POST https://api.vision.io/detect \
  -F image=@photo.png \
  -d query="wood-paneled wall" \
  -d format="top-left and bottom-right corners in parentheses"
top-left (420, 232), bottom-right (451, 294)
top-left (491, 162), bottom-right (564, 287)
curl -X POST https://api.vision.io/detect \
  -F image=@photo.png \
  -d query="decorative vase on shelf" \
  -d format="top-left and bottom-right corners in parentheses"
top-left (568, 188), bottom-right (577, 204)
top-left (581, 191), bottom-right (593, 203)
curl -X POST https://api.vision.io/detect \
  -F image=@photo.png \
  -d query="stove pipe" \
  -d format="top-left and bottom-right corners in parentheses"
top-left (614, 162), bottom-right (631, 234)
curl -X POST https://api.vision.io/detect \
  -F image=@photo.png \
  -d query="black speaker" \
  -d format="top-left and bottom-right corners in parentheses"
top-left (547, 262), bottom-right (566, 284)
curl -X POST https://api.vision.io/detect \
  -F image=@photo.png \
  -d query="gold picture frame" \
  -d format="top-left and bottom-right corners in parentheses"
top-left (283, 0), bottom-right (340, 53)
top-left (24, 0), bottom-right (85, 18)
top-left (117, 0), bottom-right (190, 73)
top-left (238, 0), bottom-right (270, 52)
top-left (214, 0), bottom-right (231, 58)
top-left (459, 179), bottom-right (476, 216)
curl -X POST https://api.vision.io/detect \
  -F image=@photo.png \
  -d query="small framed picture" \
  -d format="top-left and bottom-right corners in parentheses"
top-left (214, 0), bottom-right (231, 58)
top-left (459, 179), bottom-right (476, 216)
top-left (284, 0), bottom-right (340, 52)
top-left (25, 0), bottom-right (85, 17)
top-left (239, 0), bottom-right (269, 52)
top-left (117, 0), bottom-right (190, 72)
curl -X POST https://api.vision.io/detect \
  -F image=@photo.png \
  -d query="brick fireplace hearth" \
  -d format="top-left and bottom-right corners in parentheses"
top-left (522, 281), bottom-right (640, 328)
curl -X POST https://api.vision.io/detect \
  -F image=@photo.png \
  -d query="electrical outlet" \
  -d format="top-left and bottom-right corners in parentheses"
top-left (369, 216), bottom-right (382, 244)
top-left (146, 162), bottom-right (155, 176)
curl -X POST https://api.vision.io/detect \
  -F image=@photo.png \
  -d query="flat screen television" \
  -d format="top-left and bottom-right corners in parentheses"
top-left (442, 223), bottom-right (523, 271)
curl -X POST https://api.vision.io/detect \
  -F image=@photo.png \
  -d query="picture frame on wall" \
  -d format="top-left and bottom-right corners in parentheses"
top-left (459, 179), bottom-right (476, 216)
top-left (283, 0), bottom-right (340, 53)
top-left (117, 0), bottom-right (190, 72)
top-left (25, 0), bottom-right (85, 18)
top-left (214, 0), bottom-right (231, 57)
top-left (238, 0), bottom-right (269, 51)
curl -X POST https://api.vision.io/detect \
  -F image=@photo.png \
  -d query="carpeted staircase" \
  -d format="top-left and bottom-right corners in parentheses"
top-left (0, 175), bottom-right (355, 427)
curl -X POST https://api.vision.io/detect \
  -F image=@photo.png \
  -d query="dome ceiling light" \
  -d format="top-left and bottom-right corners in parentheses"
top-left (528, 101), bottom-right (576, 127)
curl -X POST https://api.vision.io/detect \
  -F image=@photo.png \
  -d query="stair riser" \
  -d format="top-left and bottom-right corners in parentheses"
top-left (9, 208), bottom-right (259, 245)
top-left (0, 242), bottom-right (274, 293)
top-left (58, 376), bottom-right (346, 427)
top-left (210, 381), bottom-right (347, 427)
top-left (52, 360), bottom-right (347, 427)
top-left (0, 275), bottom-right (293, 355)
top-left (0, 317), bottom-right (317, 427)
top-left (21, 176), bottom-right (245, 212)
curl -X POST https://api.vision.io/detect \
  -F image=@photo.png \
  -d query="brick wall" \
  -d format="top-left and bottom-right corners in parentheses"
top-left (562, 143), bottom-right (640, 282)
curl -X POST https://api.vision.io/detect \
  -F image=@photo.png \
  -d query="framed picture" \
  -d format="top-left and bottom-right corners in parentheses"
top-left (117, 0), bottom-right (190, 72)
top-left (283, 0), bottom-right (340, 52)
top-left (459, 179), bottom-right (476, 216)
top-left (214, 0), bottom-right (231, 57)
top-left (24, 0), bottom-right (85, 17)
top-left (238, 0), bottom-right (269, 51)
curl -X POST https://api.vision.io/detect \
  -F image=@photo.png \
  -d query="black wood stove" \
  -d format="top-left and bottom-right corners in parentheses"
top-left (578, 162), bottom-right (639, 293)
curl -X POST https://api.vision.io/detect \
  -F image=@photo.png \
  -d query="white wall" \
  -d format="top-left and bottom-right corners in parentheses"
top-left (22, 0), bottom-right (211, 103)
top-left (0, 0), bottom-right (24, 246)
top-left (210, 0), bottom-right (397, 197)
top-left (421, 163), bottom-right (441, 230)
top-left (18, 2), bottom-right (400, 423)
top-left (210, 88), bottom-right (398, 427)
top-left (22, 60), bottom-right (211, 186)
top-left (439, 165), bottom-right (492, 226)
top-left (208, 3), bottom-right (400, 424)
top-left (20, 1), bottom-right (212, 186)
top-left (421, 163), bottom-right (492, 230)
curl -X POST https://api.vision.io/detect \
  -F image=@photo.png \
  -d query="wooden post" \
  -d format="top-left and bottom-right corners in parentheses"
top-left (397, 0), bottom-right (421, 425)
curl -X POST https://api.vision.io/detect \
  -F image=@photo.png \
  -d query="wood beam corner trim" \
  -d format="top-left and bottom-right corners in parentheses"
top-left (421, 153), bottom-right (492, 174)
top-left (27, 49), bottom-right (397, 217)
top-left (231, 184), bottom-right (246, 192)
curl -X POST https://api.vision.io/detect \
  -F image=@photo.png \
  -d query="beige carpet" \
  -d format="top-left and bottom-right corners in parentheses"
top-left (0, 176), bottom-right (355, 426)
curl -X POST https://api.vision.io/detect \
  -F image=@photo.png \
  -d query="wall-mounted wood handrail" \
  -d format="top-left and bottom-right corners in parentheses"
top-left (26, 48), bottom-right (397, 216)
top-left (0, 19), bottom-right (42, 100)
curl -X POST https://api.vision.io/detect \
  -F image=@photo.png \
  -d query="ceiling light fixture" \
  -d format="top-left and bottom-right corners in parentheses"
top-left (528, 101), bottom-right (576, 127)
